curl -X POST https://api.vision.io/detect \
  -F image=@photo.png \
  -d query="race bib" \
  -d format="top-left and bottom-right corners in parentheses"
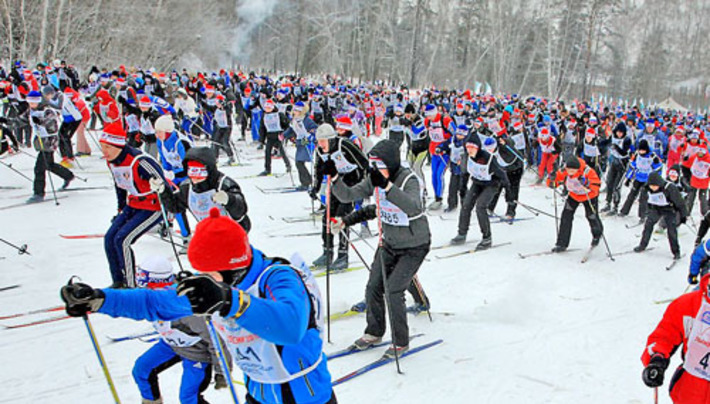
top-left (683, 301), bottom-right (710, 382)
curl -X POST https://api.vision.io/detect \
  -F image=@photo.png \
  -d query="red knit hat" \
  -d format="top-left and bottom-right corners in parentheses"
top-left (336, 116), bottom-right (353, 131)
top-left (99, 121), bottom-right (127, 147)
top-left (188, 207), bottom-right (252, 272)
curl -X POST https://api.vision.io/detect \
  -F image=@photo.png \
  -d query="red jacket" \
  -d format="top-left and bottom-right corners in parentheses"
top-left (553, 158), bottom-right (600, 202)
top-left (425, 113), bottom-right (452, 155)
top-left (642, 275), bottom-right (710, 403)
top-left (688, 152), bottom-right (710, 189)
top-left (93, 89), bottom-right (121, 125)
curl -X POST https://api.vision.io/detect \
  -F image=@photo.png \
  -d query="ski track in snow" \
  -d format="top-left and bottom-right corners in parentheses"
top-left (0, 139), bottom-right (690, 403)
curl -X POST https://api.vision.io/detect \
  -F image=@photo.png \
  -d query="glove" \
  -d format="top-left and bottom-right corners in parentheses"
top-left (322, 159), bottom-right (338, 177)
top-left (60, 282), bottom-right (105, 317)
top-left (149, 177), bottom-right (165, 193)
top-left (369, 165), bottom-right (390, 189)
top-left (212, 190), bottom-right (229, 205)
top-left (624, 179), bottom-right (631, 187)
top-left (679, 216), bottom-right (687, 225)
top-left (164, 170), bottom-right (175, 181)
top-left (642, 355), bottom-right (669, 388)
top-left (176, 274), bottom-right (233, 316)
top-left (434, 147), bottom-right (442, 155)
top-left (308, 187), bottom-right (320, 201)
top-left (330, 217), bottom-right (346, 234)
top-left (214, 373), bottom-right (228, 390)
top-left (689, 273), bottom-right (699, 285)
top-left (278, 134), bottom-right (284, 142)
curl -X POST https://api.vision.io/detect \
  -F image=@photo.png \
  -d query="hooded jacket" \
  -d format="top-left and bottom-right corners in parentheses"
top-left (641, 273), bottom-right (710, 403)
top-left (160, 147), bottom-right (250, 232)
top-left (644, 172), bottom-right (688, 218)
top-left (333, 140), bottom-right (431, 249)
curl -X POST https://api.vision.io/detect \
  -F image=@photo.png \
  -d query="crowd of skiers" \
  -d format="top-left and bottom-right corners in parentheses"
top-left (3, 58), bottom-right (710, 402)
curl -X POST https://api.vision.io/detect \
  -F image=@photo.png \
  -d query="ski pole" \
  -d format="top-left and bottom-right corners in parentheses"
top-left (375, 188), bottom-right (403, 374)
top-left (205, 319), bottom-right (240, 404)
top-left (514, 200), bottom-right (556, 219)
top-left (36, 136), bottom-right (60, 206)
top-left (83, 315), bottom-right (121, 403)
top-left (155, 187), bottom-right (186, 274)
top-left (584, 191), bottom-right (615, 261)
top-left (654, 386), bottom-right (658, 404)
top-left (337, 228), bottom-right (371, 272)
top-left (553, 185), bottom-right (559, 239)
top-left (0, 160), bottom-right (33, 182)
top-left (0, 237), bottom-right (30, 255)
top-left (325, 175), bottom-right (333, 343)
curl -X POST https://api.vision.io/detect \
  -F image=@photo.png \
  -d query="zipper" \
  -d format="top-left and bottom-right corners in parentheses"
top-left (299, 359), bottom-right (315, 396)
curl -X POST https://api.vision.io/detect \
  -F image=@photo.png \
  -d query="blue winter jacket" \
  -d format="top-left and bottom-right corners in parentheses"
top-left (98, 248), bottom-right (333, 404)
top-left (690, 240), bottom-right (710, 277)
top-left (157, 131), bottom-right (190, 184)
top-left (283, 117), bottom-right (318, 162)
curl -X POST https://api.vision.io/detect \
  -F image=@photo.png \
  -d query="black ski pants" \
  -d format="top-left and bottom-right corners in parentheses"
top-left (555, 196), bottom-right (604, 249)
top-left (638, 208), bottom-right (680, 256)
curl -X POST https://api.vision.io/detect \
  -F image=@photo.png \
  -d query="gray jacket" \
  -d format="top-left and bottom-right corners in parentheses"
top-left (154, 315), bottom-right (230, 374)
top-left (333, 167), bottom-right (431, 249)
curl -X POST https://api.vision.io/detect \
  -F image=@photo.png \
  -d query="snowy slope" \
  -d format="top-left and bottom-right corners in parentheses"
top-left (0, 137), bottom-right (691, 404)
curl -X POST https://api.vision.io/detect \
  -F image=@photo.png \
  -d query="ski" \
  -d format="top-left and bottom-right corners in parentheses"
top-left (328, 309), bottom-right (363, 322)
top-left (2, 314), bottom-right (71, 329)
top-left (666, 254), bottom-right (686, 271)
top-left (256, 185), bottom-right (304, 194)
top-left (0, 284), bottom-right (20, 292)
top-left (518, 248), bottom-right (581, 259)
top-left (491, 217), bottom-right (534, 225)
top-left (0, 186), bottom-right (22, 190)
top-left (268, 214), bottom-right (322, 224)
top-left (0, 195), bottom-right (68, 210)
top-left (313, 265), bottom-right (366, 278)
top-left (0, 305), bottom-right (64, 320)
top-left (60, 234), bottom-right (104, 239)
top-left (431, 240), bottom-right (477, 251)
top-left (59, 186), bottom-right (112, 192)
top-left (234, 173), bottom-right (287, 180)
top-left (332, 339), bottom-right (444, 386)
top-left (624, 221), bottom-right (645, 229)
top-left (611, 247), bottom-right (656, 257)
top-left (580, 245), bottom-right (598, 264)
top-left (436, 242), bottom-right (512, 259)
top-left (327, 333), bottom-right (425, 361)
top-left (108, 330), bottom-right (158, 343)
top-left (267, 231), bottom-right (321, 238)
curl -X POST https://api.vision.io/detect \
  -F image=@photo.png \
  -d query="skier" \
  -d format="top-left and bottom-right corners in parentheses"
top-left (488, 132), bottom-right (525, 219)
top-left (451, 134), bottom-right (513, 249)
top-left (633, 171), bottom-right (687, 259)
top-left (536, 127), bottom-right (560, 184)
top-left (282, 101), bottom-right (318, 190)
top-left (330, 140), bottom-right (431, 356)
top-left (130, 256), bottom-right (230, 404)
top-left (258, 99), bottom-right (291, 176)
top-left (549, 156), bottom-right (604, 253)
top-left (60, 207), bottom-right (337, 404)
top-left (41, 85), bottom-right (84, 168)
top-left (152, 146), bottom-right (250, 233)
top-left (212, 94), bottom-right (235, 165)
top-left (619, 139), bottom-right (662, 221)
top-left (640, 267), bottom-right (710, 403)
top-left (101, 121), bottom-right (165, 288)
top-left (601, 122), bottom-right (632, 215)
top-left (441, 124), bottom-right (469, 212)
top-left (25, 90), bottom-right (75, 203)
top-left (685, 144), bottom-right (710, 216)
top-left (424, 104), bottom-right (452, 210)
top-left (310, 124), bottom-right (368, 270)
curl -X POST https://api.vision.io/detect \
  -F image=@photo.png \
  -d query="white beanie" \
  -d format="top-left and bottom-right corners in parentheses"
top-left (154, 115), bottom-right (175, 133)
top-left (136, 256), bottom-right (175, 288)
top-left (316, 124), bottom-right (336, 140)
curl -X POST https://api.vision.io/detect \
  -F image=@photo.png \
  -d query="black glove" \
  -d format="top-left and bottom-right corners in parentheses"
top-left (308, 187), bottom-right (319, 201)
top-left (624, 179), bottom-right (631, 187)
top-left (679, 216), bottom-right (687, 225)
top-left (60, 282), bottom-right (105, 317)
top-left (322, 159), bottom-right (338, 177)
top-left (369, 165), bottom-right (390, 189)
top-left (689, 273), bottom-right (699, 285)
top-left (176, 274), bottom-right (233, 316)
top-left (214, 373), bottom-right (228, 390)
top-left (642, 355), bottom-right (669, 388)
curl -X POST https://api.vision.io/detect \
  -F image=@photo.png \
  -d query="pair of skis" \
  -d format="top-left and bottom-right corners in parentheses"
top-left (325, 334), bottom-right (444, 385)
top-left (0, 304), bottom-right (70, 330)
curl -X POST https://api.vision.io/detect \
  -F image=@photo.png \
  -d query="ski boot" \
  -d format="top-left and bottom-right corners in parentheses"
top-left (26, 194), bottom-right (44, 203)
top-left (428, 199), bottom-right (443, 211)
top-left (451, 233), bottom-right (466, 245)
top-left (59, 176), bottom-right (74, 191)
top-left (406, 302), bottom-right (431, 314)
top-left (476, 236), bottom-right (492, 251)
top-left (551, 245), bottom-right (567, 253)
top-left (331, 255), bottom-right (348, 271)
top-left (312, 253), bottom-right (331, 269)
top-left (349, 334), bottom-right (383, 351)
top-left (591, 237), bottom-right (601, 247)
top-left (257, 170), bottom-right (271, 177)
top-left (673, 252), bottom-right (682, 260)
top-left (351, 301), bottom-right (367, 313)
top-left (444, 205), bottom-right (457, 213)
top-left (600, 203), bottom-right (611, 213)
top-left (383, 344), bottom-right (409, 359)
top-left (633, 245), bottom-right (645, 253)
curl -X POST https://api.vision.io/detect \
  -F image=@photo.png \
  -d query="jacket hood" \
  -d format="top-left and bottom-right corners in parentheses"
top-left (647, 171), bottom-right (665, 187)
top-left (368, 140), bottom-right (401, 175)
top-left (183, 147), bottom-right (218, 182)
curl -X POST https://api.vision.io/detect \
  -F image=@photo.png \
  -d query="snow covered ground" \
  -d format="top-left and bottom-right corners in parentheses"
top-left (0, 136), bottom-right (692, 403)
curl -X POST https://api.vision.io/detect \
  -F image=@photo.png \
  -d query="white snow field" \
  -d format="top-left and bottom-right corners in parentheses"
top-left (0, 137), bottom-right (691, 403)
